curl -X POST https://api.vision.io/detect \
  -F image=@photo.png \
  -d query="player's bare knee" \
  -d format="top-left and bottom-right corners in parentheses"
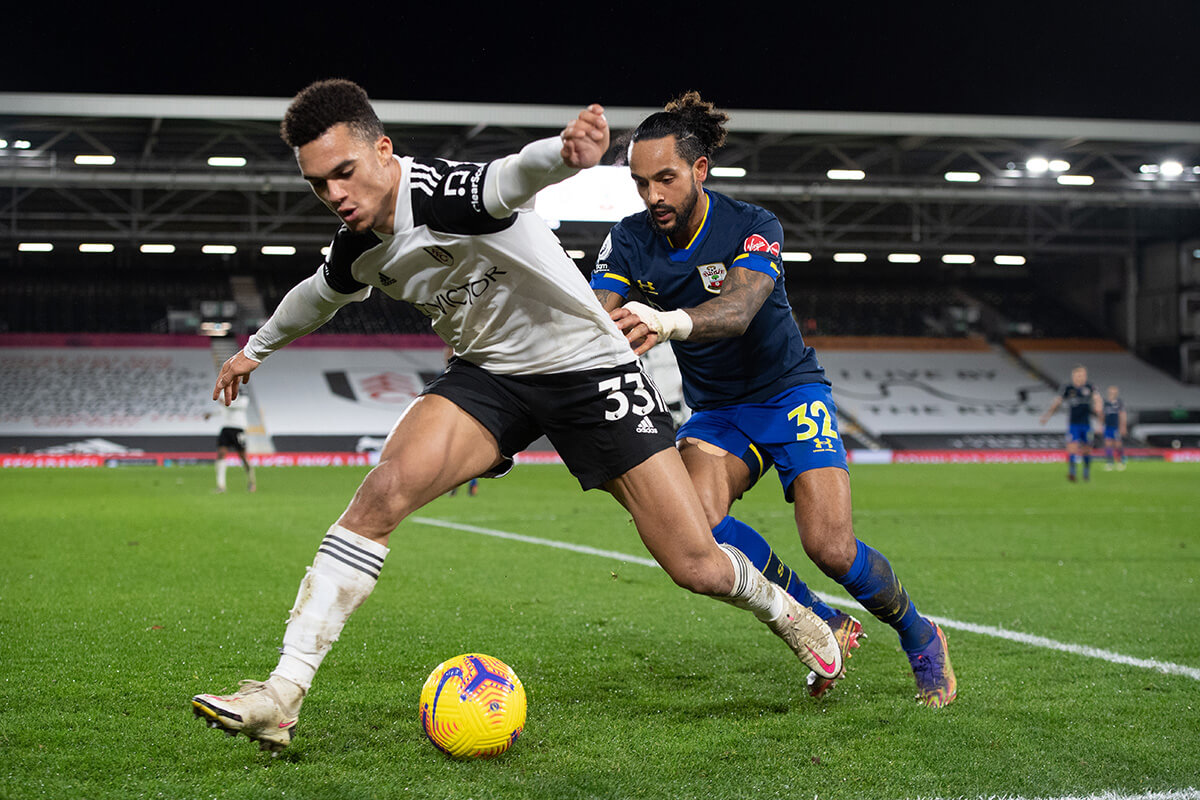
top-left (657, 552), bottom-right (719, 596)
top-left (801, 520), bottom-right (857, 578)
top-left (677, 554), bottom-right (733, 596)
top-left (349, 463), bottom-right (417, 529)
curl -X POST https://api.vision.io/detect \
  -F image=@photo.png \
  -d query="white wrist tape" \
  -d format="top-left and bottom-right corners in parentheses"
top-left (623, 300), bottom-right (693, 341)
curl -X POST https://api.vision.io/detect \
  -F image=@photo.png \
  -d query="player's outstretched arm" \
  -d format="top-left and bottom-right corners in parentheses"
top-left (1039, 397), bottom-right (1062, 425)
top-left (611, 267), bottom-right (776, 354)
top-left (483, 104), bottom-right (609, 218)
top-left (677, 266), bottom-right (776, 339)
top-left (213, 351), bottom-right (260, 406)
top-left (559, 104), bottom-right (609, 170)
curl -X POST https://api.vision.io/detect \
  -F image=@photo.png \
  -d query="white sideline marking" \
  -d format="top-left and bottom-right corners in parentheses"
top-left (411, 516), bottom-right (1200, 682)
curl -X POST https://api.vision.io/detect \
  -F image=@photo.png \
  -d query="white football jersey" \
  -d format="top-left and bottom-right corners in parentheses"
top-left (221, 394), bottom-right (250, 429)
top-left (318, 155), bottom-right (634, 375)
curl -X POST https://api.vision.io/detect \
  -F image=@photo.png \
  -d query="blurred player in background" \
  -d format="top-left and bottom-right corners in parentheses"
top-left (591, 92), bottom-right (956, 708)
top-left (1102, 385), bottom-right (1127, 471)
top-left (205, 392), bottom-right (255, 493)
top-left (1040, 365), bottom-right (1103, 481)
top-left (191, 79), bottom-right (841, 753)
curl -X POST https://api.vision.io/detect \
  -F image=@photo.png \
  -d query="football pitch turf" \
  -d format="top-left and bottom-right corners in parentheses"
top-left (1, 461), bottom-right (1197, 800)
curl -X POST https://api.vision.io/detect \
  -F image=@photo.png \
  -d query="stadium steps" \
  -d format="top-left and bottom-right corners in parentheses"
top-left (209, 336), bottom-right (275, 455)
top-left (230, 274), bottom-right (267, 329)
top-left (836, 406), bottom-right (886, 450)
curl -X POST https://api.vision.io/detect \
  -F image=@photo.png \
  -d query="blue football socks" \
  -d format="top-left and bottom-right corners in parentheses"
top-left (837, 539), bottom-right (934, 655)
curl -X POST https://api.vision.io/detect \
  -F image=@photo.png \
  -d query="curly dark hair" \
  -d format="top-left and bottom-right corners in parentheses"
top-left (629, 91), bottom-right (730, 164)
top-left (280, 79), bottom-right (385, 149)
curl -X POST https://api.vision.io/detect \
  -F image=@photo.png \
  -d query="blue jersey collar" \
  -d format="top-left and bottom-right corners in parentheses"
top-left (667, 189), bottom-right (712, 262)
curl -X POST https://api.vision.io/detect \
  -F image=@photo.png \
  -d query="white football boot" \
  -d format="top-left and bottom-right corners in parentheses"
top-left (192, 679), bottom-right (303, 754)
top-left (766, 592), bottom-right (843, 680)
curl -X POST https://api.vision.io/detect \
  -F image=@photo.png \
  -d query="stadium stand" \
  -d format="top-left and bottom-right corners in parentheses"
top-left (814, 337), bottom-right (1063, 450)
top-left (0, 342), bottom-right (217, 452)
top-left (1, 245), bottom-right (1193, 457)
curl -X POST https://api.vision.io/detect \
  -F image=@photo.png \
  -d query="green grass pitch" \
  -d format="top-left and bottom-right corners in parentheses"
top-left (1, 461), bottom-right (1197, 800)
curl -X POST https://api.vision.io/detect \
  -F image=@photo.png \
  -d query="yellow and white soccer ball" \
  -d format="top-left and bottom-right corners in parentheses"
top-left (419, 653), bottom-right (526, 759)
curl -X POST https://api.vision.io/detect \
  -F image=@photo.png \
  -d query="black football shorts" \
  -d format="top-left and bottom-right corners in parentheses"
top-left (424, 357), bottom-right (677, 490)
top-left (217, 427), bottom-right (246, 451)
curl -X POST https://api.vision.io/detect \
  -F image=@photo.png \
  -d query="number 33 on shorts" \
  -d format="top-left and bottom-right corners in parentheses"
top-left (599, 371), bottom-right (667, 421)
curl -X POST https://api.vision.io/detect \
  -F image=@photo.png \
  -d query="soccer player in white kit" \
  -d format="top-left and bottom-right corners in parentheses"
top-left (206, 393), bottom-right (255, 493)
top-left (190, 80), bottom-right (840, 753)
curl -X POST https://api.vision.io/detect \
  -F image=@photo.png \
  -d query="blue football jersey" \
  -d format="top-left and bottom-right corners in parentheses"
top-left (591, 189), bottom-right (826, 411)
top-left (1061, 382), bottom-right (1098, 426)
top-left (1103, 397), bottom-right (1124, 428)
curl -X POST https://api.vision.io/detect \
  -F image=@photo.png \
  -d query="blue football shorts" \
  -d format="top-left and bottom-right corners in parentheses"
top-left (676, 382), bottom-right (848, 503)
top-left (1103, 425), bottom-right (1120, 440)
top-left (1067, 423), bottom-right (1091, 444)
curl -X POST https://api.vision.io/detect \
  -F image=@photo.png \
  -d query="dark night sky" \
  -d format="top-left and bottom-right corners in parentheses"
top-left (5, 3), bottom-right (1200, 122)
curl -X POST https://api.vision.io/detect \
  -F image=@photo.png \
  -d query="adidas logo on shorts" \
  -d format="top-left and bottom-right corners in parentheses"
top-left (635, 416), bottom-right (658, 435)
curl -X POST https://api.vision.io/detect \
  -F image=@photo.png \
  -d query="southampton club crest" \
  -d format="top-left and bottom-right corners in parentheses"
top-left (697, 262), bottom-right (727, 294)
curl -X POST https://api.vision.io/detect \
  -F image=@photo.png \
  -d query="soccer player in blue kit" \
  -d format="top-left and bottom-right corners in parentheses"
top-left (590, 92), bottom-right (956, 708)
top-left (1039, 365), bottom-right (1104, 481)
top-left (1101, 385), bottom-right (1127, 471)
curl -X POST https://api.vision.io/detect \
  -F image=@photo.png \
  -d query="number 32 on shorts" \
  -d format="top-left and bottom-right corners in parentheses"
top-left (787, 401), bottom-right (839, 441)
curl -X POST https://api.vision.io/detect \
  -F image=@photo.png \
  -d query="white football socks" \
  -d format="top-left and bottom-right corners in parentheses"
top-left (215, 459), bottom-right (227, 491)
top-left (717, 543), bottom-right (786, 622)
top-left (271, 524), bottom-right (389, 694)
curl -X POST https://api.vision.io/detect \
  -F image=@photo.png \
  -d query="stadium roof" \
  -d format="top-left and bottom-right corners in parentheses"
top-left (2, 92), bottom-right (1198, 265)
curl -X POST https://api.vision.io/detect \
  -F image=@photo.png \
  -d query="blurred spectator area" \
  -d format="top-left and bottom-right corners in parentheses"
top-left (256, 270), bottom-right (433, 335)
top-left (2, 259), bottom-right (1097, 342)
top-left (0, 267), bottom-right (230, 333)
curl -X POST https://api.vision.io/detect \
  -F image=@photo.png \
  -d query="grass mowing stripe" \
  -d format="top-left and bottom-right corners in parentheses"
top-left (935, 792), bottom-right (1200, 800)
top-left (411, 515), bottom-right (1200, 683)
top-left (410, 515), bottom-right (660, 567)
